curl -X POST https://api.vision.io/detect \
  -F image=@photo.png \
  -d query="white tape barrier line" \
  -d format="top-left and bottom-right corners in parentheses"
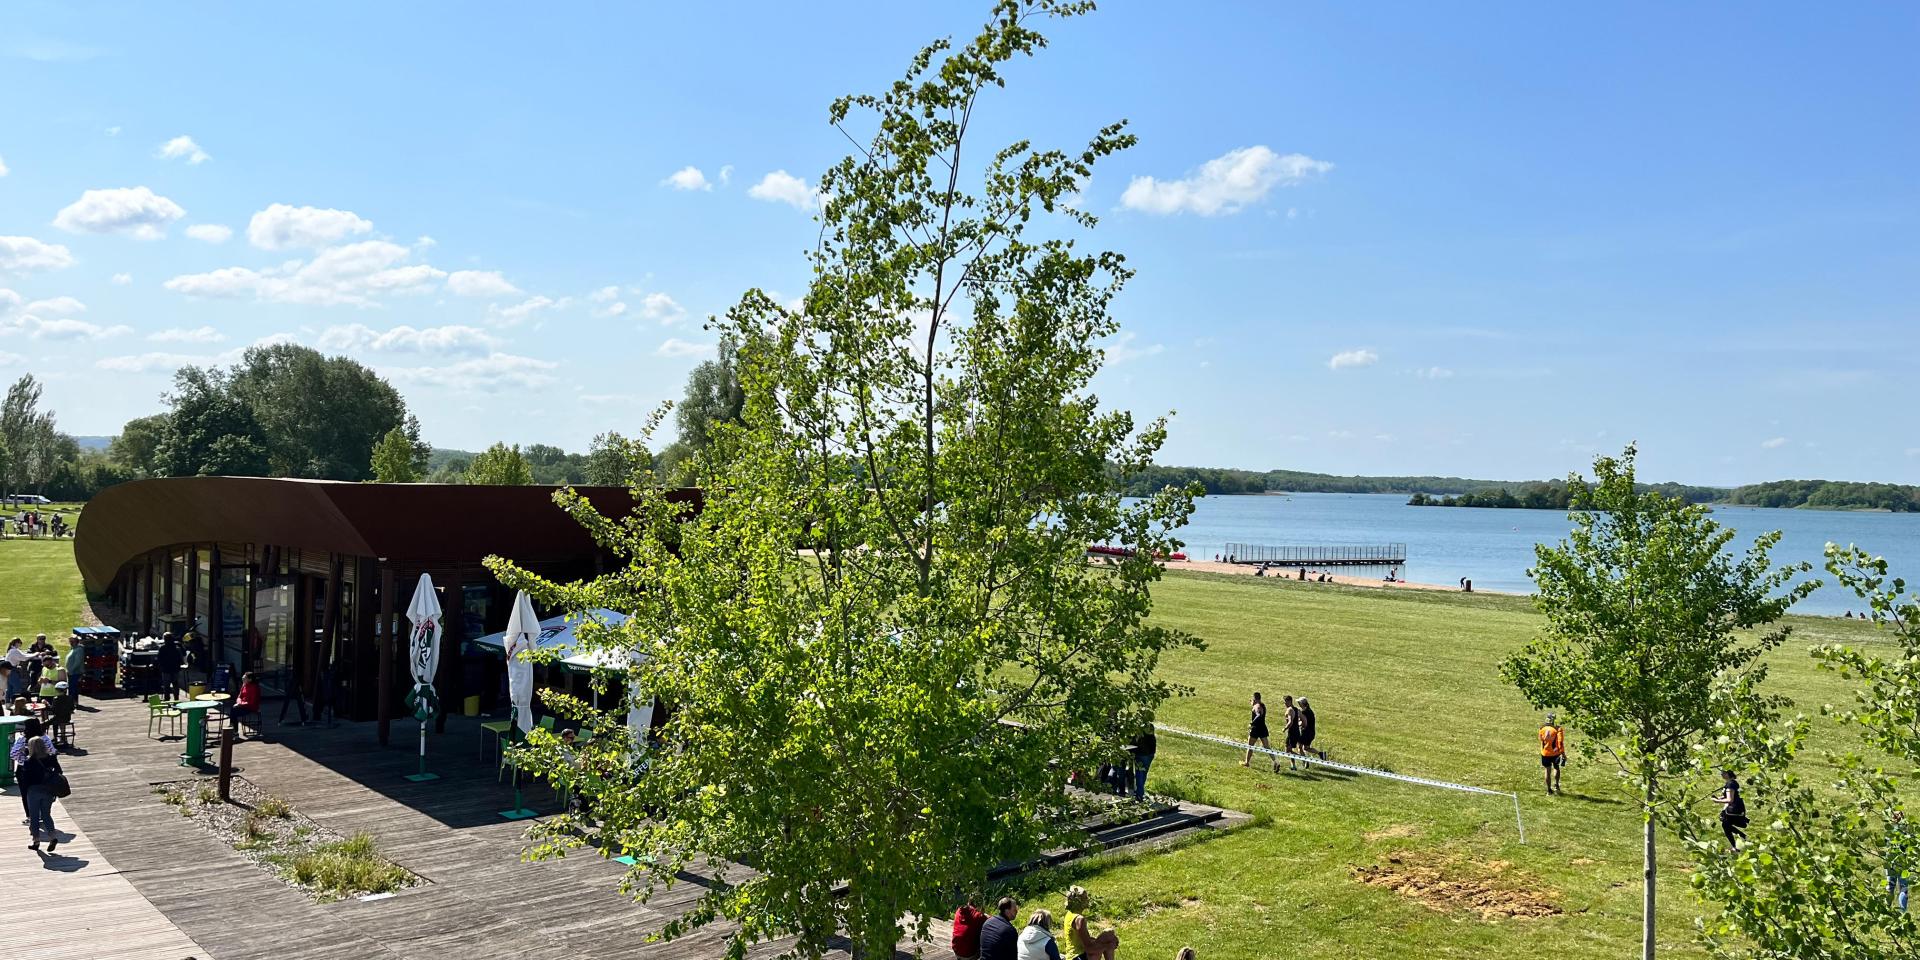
top-left (1154, 723), bottom-right (1527, 843)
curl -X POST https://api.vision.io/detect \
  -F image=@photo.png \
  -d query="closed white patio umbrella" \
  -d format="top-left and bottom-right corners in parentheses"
top-left (499, 590), bottom-right (541, 820)
top-left (403, 573), bottom-right (443, 782)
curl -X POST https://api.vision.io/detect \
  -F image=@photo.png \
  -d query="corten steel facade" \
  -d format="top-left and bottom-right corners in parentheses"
top-left (75, 477), bottom-right (691, 742)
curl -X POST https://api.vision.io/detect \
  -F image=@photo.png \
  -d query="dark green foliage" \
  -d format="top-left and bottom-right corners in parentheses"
top-left (1117, 463), bottom-right (1723, 503)
top-left (1723, 478), bottom-right (1920, 512)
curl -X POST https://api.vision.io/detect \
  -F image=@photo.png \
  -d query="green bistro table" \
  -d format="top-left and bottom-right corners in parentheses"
top-left (174, 699), bottom-right (223, 767)
top-left (0, 715), bottom-right (27, 786)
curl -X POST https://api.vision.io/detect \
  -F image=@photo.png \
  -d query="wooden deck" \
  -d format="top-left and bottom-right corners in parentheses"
top-left (48, 696), bottom-right (1242, 960)
top-left (0, 790), bottom-right (211, 960)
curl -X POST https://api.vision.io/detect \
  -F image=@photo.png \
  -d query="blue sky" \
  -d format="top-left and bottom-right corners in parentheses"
top-left (2, 2), bottom-right (1914, 485)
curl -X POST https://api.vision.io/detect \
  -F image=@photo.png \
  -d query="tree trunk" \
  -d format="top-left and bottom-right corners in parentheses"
top-left (1642, 774), bottom-right (1658, 960)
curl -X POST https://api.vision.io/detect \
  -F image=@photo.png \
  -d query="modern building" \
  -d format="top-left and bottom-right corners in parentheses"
top-left (75, 476), bottom-right (693, 739)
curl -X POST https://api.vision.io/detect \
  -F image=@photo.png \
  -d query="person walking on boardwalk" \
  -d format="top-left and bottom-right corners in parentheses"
top-left (1296, 696), bottom-right (1327, 762)
top-left (1538, 713), bottom-right (1566, 795)
top-left (1713, 770), bottom-right (1748, 849)
top-left (19, 736), bottom-right (62, 853)
top-left (1242, 692), bottom-right (1277, 771)
top-left (155, 634), bottom-right (184, 699)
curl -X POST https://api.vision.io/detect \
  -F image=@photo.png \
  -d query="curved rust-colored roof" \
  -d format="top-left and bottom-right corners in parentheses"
top-left (75, 477), bottom-right (691, 591)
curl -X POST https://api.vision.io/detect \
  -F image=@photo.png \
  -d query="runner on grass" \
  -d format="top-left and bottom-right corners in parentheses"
top-left (1538, 713), bottom-right (1566, 795)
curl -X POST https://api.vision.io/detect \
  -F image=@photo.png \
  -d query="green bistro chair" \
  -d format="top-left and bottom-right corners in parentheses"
top-left (146, 694), bottom-right (182, 739)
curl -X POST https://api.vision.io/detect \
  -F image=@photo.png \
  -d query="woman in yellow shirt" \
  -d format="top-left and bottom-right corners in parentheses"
top-left (1064, 886), bottom-right (1119, 960)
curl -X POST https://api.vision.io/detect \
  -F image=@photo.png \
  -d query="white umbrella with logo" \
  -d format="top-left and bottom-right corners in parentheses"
top-left (403, 573), bottom-right (443, 782)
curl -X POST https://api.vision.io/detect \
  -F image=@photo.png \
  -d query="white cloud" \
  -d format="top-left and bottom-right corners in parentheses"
top-left (386, 352), bottom-right (558, 390)
top-left (588, 285), bottom-right (621, 303)
top-left (718, 164), bottom-right (733, 187)
top-left (638, 292), bottom-right (684, 324)
top-left (1328, 348), bottom-right (1378, 370)
top-left (94, 351), bottom-right (205, 374)
top-left (156, 135), bottom-right (210, 165)
top-left (184, 223), bottom-right (233, 244)
top-left (164, 240), bottom-right (445, 307)
top-left (1760, 436), bottom-right (1789, 449)
top-left (147, 325), bottom-right (226, 344)
top-left (487, 295), bottom-right (567, 326)
top-left (1, 315), bottom-right (130, 341)
top-left (1120, 146), bottom-right (1331, 216)
top-left (1416, 366), bottom-right (1454, 379)
top-left (748, 170), bottom-right (819, 210)
top-left (52, 186), bottom-right (186, 239)
top-left (445, 270), bottom-right (520, 298)
top-left (0, 154), bottom-right (8, 177)
top-left (0, 236), bottom-right (75, 273)
top-left (317, 322), bottom-right (498, 356)
top-left (246, 203), bottom-right (374, 250)
top-left (0, 351), bottom-right (22, 366)
top-left (1104, 331), bottom-right (1164, 365)
top-left (110, 272), bottom-right (132, 285)
top-left (1373, 433), bottom-right (1395, 442)
top-left (0, 289), bottom-right (17, 309)
top-left (22, 296), bottom-right (84, 316)
top-left (656, 337), bottom-right (713, 358)
top-left (104, 126), bottom-right (121, 137)
top-left (662, 166), bottom-right (712, 191)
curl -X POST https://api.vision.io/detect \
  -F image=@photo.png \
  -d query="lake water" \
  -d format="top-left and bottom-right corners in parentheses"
top-left (1160, 493), bottom-right (1920, 617)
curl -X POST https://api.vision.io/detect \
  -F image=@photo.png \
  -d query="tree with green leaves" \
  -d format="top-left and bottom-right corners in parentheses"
top-left (1499, 444), bottom-right (1815, 960)
top-left (155, 366), bottom-right (272, 477)
top-left (1674, 545), bottom-right (1920, 959)
top-left (0, 374), bottom-right (61, 494)
top-left (108, 413), bottom-right (170, 477)
top-left (202, 343), bottom-right (412, 480)
top-left (489, 4), bottom-right (1195, 957)
top-left (583, 430), bottom-right (650, 486)
top-left (370, 425), bottom-right (421, 483)
top-left (464, 442), bottom-right (534, 485)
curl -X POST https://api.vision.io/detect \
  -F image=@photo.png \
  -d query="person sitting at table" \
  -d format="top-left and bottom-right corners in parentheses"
top-left (228, 672), bottom-right (262, 734)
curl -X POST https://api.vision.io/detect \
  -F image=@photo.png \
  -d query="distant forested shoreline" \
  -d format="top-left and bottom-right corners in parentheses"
top-left (1112, 463), bottom-right (1918, 513)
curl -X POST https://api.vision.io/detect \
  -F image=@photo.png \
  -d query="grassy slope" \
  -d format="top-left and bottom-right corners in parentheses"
top-left (1015, 571), bottom-right (1884, 960)
top-left (0, 536), bottom-right (85, 641)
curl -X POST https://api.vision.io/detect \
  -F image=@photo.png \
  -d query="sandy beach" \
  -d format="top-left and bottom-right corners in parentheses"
top-left (1162, 558), bottom-right (1513, 595)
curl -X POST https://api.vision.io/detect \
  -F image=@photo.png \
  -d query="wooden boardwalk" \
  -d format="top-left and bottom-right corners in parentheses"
top-left (46, 696), bottom-right (1240, 960)
top-left (0, 790), bottom-right (211, 960)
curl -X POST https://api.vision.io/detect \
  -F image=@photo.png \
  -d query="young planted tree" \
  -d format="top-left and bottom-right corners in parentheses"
top-left (490, 3), bottom-right (1197, 957)
top-left (464, 442), bottom-right (534, 485)
top-left (1499, 445), bottom-right (1815, 960)
top-left (1676, 546), bottom-right (1920, 959)
top-left (369, 426), bottom-right (420, 483)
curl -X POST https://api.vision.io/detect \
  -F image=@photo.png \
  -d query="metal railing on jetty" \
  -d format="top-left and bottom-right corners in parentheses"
top-left (1221, 543), bottom-right (1407, 567)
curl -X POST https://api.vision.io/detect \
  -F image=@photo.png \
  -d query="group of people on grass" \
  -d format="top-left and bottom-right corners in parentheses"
top-left (952, 887), bottom-right (1144, 960)
top-left (1241, 691), bottom-right (1324, 771)
top-left (3, 510), bottom-right (69, 538)
top-left (1537, 712), bottom-right (1909, 911)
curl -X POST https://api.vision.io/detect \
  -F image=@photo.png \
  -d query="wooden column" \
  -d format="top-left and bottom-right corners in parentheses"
top-left (377, 565), bottom-right (395, 745)
top-left (207, 543), bottom-right (223, 666)
top-left (435, 571), bottom-right (463, 733)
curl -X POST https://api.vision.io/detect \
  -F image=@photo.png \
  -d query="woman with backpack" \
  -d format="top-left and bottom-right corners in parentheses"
top-left (19, 736), bottom-right (64, 852)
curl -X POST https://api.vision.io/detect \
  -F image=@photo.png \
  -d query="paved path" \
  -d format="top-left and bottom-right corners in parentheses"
top-left (0, 787), bottom-right (211, 960)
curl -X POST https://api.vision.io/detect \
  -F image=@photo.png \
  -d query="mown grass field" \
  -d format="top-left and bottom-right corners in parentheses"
top-left (0, 524), bottom-right (1891, 958)
top-left (0, 533), bottom-right (86, 642)
top-left (1013, 570), bottom-right (1887, 960)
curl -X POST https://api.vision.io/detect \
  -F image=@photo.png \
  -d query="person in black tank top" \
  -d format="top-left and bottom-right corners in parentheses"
top-left (1714, 770), bottom-right (1748, 848)
top-left (1243, 692), bottom-right (1278, 771)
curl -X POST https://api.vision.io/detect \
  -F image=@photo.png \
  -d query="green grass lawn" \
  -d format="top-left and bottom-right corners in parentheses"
top-left (0, 534), bottom-right (86, 641)
top-left (1012, 571), bottom-right (1888, 960)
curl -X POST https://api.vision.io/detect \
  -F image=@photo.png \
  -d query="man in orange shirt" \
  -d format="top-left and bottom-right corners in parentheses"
top-left (1538, 713), bottom-right (1566, 795)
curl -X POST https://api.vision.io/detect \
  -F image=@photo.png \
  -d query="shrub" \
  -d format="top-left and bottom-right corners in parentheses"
top-left (255, 795), bottom-right (293, 819)
top-left (286, 834), bottom-right (412, 902)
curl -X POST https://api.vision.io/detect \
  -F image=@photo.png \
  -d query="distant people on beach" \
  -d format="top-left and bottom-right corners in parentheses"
top-left (1538, 713), bottom-right (1565, 795)
top-left (1459, 576), bottom-right (1473, 592)
top-left (1243, 692), bottom-right (1278, 771)
top-left (1713, 770), bottom-right (1748, 849)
